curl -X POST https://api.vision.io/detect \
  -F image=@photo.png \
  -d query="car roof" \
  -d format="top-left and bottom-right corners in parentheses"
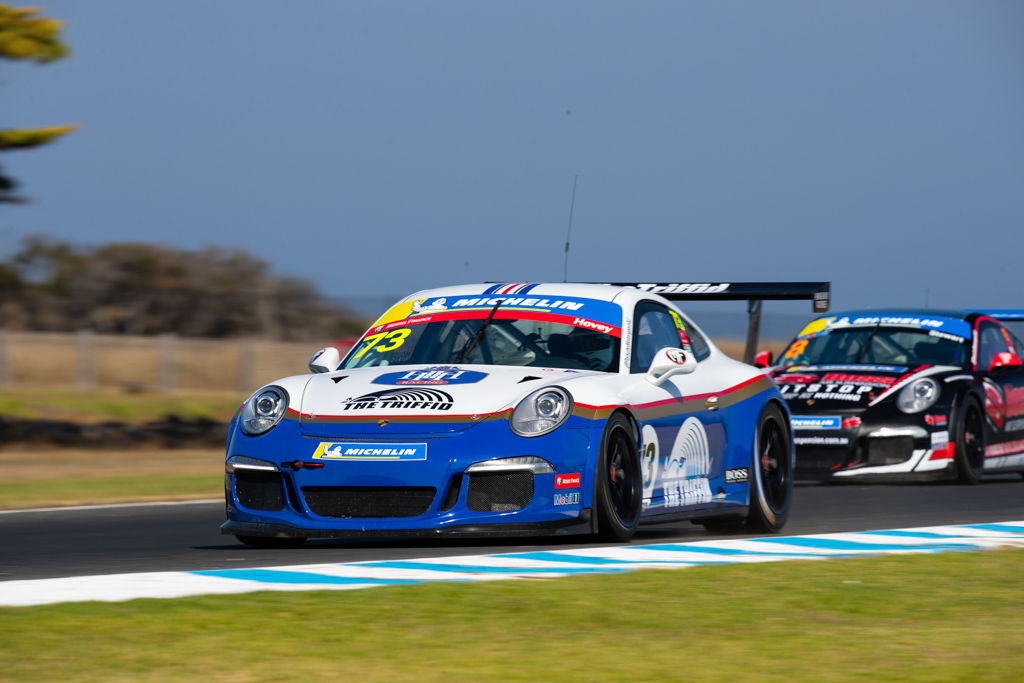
top-left (400, 282), bottom-right (620, 302)
top-left (823, 308), bottom-right (972, 320)
top-left (398, 282), bottom-right (648, 306)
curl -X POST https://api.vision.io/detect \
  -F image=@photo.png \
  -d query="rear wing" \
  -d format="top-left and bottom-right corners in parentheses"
top-left (605, 282), bottom-right (831, 364)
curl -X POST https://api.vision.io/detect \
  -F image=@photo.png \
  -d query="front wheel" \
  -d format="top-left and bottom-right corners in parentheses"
top-left (594, 413), bottom-right (643, 541)
top-left (954, 396), bottom-right (985, 484)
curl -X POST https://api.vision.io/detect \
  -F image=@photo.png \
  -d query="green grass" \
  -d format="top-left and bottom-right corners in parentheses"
top-left (0, 388), bottom-right (240, 423)
top-left (2, 549), bottom-right (1023, 681)
top-left (0, 474), bottom-right (221, 508)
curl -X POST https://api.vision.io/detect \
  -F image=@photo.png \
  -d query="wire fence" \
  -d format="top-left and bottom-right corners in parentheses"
top-left (0, 324), bottom-right (796, 396)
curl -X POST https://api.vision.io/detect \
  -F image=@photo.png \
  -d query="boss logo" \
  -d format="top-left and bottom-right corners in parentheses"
top-left (724, 468), bottom-right (748, 483)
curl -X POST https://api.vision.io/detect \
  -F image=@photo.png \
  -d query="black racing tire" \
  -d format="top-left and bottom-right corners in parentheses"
top-left (235, 534), bottom-right (306, 549)
top-left (953, 396), bottom-right (985, 485)
top-left (699, 403), bottom-right (792, 534)
top-left (745, 402), bottom-right (794, 533)
top-left (594, 413), bottom-right (643, 541)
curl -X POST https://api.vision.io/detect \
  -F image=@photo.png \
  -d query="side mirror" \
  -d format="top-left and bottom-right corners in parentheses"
top-left (646, 347), bottom-right (697, 386)
top-left (309, 347), bottom-right (341, 374)
top-left (753, 350), bottom-right (774, 368)
top-left (988, 351), bottom-right (1023, 373)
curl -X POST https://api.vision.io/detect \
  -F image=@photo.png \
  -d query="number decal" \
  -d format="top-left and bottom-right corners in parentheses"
top-left (783, 339), bottom-right (808, 359)
top-left (375, 328), bottom-right (410, 352)
top-left (353, 329), bottom-right (411, 359)
top-left (353, 332), bottom-right (387, 359)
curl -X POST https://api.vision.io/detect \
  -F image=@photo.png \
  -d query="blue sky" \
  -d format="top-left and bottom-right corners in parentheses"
top-left (3, 1), bottom-right (1023, 318)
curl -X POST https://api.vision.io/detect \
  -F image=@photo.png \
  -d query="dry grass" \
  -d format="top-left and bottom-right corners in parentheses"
top-left (716, 338), bottom-right (787, 362)
top-left (0, 447), bottom-right (224, 508)
top-left (0, 447), bottom-right (223, 480)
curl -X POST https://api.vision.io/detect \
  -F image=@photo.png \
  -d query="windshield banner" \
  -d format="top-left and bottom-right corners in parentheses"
top-left (370, 295), bottom-right (624, 337)
top-left (796, 314), bottom-right (972, 340)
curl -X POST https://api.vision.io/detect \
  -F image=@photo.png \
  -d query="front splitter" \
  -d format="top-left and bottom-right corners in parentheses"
top-left (221, 510), bottom-right (593, 540)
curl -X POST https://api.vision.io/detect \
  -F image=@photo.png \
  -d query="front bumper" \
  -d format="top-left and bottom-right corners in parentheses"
top-left (222, 416), bottom-right (598, 538)
top-left (792, 418), bottom-right (956, 482)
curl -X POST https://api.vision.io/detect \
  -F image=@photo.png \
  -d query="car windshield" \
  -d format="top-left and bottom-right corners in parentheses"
top-left (780, 326), bottom-right (968, 367)
top-left (342, 307), bottom-right (621, 372)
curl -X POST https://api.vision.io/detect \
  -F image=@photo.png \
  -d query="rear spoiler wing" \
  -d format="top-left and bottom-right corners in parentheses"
top-left (975, 310), bottom-right (1024, 321)
top-left (604, 282), bottom-right (831, 364)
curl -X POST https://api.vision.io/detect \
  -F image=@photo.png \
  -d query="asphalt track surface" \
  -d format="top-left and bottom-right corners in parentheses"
top-left (3, 476), bottom-right (1023, 582)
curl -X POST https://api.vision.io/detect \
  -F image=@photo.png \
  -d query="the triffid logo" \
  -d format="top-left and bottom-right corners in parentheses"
top-left (341, 387), bottom-right (454, 411)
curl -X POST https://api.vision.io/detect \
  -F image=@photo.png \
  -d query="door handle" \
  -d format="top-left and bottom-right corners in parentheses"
top-left (705, 395), bottom-right (719, 411)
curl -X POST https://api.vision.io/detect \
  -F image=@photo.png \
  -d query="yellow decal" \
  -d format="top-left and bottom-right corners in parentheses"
top-left (353, 328), bottom-right (411, 359)
top-left (371, 301), bottom-right (416, 328)
top-left (669, 310), bottom-right (686, 330)
top-left (796, 316), bottom-right (833, 338)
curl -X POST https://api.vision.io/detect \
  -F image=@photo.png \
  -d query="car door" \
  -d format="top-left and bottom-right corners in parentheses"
top-left (977, 319), bottom-right (1024, 463)
top-left (625, 301), bottom-right (725, 514)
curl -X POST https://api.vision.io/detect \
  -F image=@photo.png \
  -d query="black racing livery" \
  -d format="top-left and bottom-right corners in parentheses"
top-left (758, 309), bottom-right (1024, 483)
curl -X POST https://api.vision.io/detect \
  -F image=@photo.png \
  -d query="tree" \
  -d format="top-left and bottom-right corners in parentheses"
top-left (0, 3), bottom-right (75, 203)
top-left (0, 236), bottom-right (367, 340)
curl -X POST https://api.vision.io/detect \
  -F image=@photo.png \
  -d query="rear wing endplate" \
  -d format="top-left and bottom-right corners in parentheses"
top-left (605, 282), bottom-right (831, 364)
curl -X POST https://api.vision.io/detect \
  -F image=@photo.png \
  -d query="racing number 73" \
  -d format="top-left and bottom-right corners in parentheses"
top-left (353, 328), bottom-right (411, 359)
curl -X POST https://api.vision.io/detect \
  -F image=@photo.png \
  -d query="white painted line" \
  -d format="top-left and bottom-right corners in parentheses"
top-left (0, 499), bottom-right (221, 515)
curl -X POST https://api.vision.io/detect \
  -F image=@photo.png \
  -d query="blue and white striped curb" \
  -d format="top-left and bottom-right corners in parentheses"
top-left (3, 521), bottom-right (1023, 607)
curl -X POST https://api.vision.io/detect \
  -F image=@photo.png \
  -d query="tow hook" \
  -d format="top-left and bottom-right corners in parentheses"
top-left (281, 460), bottom-right (326, 471)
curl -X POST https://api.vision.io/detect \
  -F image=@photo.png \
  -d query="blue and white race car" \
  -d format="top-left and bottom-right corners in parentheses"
top-left (222, 282), bottom-right (827, 547)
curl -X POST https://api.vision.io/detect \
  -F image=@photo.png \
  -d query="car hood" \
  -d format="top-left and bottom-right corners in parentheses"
top-left (297, 364), bottom-right (601, 436)
top-left (771, 363), bottom-right (957, 413)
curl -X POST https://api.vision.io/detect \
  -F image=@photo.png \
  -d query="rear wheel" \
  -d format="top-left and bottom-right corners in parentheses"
top-left (954, 396), bottom-right (985, 484)
top-left (701, 402), bottom-right (792, 533)
top-left (747, 402), bottom-right (793, 532)
top-left (594, 414), bottom-right (642, 541)
top-left (235, 535), bottom-right (306, 549)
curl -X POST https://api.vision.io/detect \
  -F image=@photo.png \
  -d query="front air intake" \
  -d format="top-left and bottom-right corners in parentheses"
top-left (467, 472), bottom-right (534, 512)
top-left (302, 486), bottom-right (436, 518)
top-left (866, 436), bottom-right (914, 465)
top-left (234, 470), bottom-right (285, 511)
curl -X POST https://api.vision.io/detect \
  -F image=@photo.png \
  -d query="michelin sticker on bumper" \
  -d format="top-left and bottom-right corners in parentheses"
top-left (791, 415), bottom-right (841, 430)
top-left (313, 442), bottom-right (428, 461)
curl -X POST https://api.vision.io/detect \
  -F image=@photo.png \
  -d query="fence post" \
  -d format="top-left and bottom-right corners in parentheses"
top-left (77, 329), bottom-right (95, 391)
top-left (159, 333), bottom-right (176, 393)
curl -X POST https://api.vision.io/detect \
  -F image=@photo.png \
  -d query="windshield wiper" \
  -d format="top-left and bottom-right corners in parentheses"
top-left (853, 324), bottom-right (881, 364)
top-left (455, 299), bottom-right (502, 363)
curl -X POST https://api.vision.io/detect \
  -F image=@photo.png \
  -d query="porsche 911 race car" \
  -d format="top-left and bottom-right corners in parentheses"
top-left (762, 309), bottom-right (1024, 483)
top-left (221, 281), bottom-right (828, 547)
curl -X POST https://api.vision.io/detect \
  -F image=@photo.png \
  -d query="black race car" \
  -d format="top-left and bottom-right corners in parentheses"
top-left (758, 309), bottom-right (1024, 482)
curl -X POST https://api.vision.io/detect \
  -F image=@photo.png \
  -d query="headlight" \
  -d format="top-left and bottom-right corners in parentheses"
top-left (896, 378), bottom-right (939, 414)
top-left (240, 385), bottom-right (289, 435)
top-left (510, 387), bottom-right (573, 437)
